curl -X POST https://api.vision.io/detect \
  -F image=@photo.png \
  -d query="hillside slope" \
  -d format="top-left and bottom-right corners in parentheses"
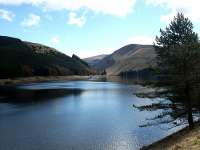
top-left (0, 36), bottom-right (90, 78)
top-left (93, 44), bottom-right (156, 75)
top-left (84, 54), bottom-right (107, 68)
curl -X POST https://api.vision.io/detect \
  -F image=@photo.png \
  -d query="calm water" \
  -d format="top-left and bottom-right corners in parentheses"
top-left (0, 81), bottom-right (181, 150)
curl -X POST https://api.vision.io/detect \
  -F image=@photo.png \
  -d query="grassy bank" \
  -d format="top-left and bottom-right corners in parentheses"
top-left (0, 75), bottom-right (109, 86)
top-left (141, 123), bottom-right (200, 150)
top-left (0, 76), bottom-right (92, 86)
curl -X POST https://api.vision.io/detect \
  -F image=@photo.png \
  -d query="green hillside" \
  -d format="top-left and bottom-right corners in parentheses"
top-left (0, 36), bottom-right (90, 78)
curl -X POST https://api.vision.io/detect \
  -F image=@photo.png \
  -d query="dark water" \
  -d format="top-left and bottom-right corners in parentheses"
top-left (0, 81), bottom-right (182, 150)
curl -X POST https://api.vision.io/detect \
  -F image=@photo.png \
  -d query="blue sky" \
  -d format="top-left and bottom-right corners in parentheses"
top-left (0, 0), bottom-right (200, 58)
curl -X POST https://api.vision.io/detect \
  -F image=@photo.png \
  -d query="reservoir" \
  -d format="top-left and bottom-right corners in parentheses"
top-left (0, 80), bottom-right (182, 150)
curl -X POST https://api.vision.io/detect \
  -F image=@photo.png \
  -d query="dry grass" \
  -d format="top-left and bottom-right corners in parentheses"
top-left (142, 124), bottom-right (200, 150)
top-left (0, 76), bottom-right (91, 86)
top-left (168, 127), bottom-right (200, 150)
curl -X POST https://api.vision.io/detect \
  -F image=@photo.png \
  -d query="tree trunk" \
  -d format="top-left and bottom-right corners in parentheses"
top-left (187, 103), bottom-right (194, 129)
top-left (185, 84), bottom-right (194, 129)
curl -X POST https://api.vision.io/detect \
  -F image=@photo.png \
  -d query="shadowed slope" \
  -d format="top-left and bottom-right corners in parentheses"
top-left (0, 36), bottom-right (90, 78)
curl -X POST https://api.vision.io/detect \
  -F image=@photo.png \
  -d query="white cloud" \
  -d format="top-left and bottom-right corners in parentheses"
top-left (51, 36), bottom-right (60, 45)
top-left (127, 35), bottom-right (155, 45)
top-left (0, 9), bottom-right (15, 22)
top-left (145, 0), bottom-right (200, 23)
top-left (21, 13), bottom-right (40, 27)
top-left (0, 0), bottom-right (136, 17)
top-left (68, 12), bottom-right (86, 27)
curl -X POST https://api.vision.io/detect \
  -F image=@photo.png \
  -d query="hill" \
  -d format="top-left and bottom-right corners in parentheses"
top-left (0, 36), bottom-right (90, 78)
top-left (89, 44), bottom-right (156, 76)
top-left (84, 54), bottom-right (107, 68)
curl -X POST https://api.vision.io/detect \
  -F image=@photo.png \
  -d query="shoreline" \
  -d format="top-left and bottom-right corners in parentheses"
top-left (0, 75), bottom-right (106, 86)
top-left (141, 122), bottom-right (200, 150)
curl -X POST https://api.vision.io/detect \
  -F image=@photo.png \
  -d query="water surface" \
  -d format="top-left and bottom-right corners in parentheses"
top-left (0, 81), bottom-right (181, 150)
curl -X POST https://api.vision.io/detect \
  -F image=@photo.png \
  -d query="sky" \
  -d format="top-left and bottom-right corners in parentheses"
top-left (0, 0), bottom-right (200, 58)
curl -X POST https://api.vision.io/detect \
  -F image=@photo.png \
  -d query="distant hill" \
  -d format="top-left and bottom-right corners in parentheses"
top-left (90, 44), bottom-right (156, 76)
top-left (84, 54), bottom-right (107, 68)
top-left (0, 36), bottom-right (90, 78)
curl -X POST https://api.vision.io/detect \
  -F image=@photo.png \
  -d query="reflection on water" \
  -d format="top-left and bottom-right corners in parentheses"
top-left (0, 80), bottom-right (182, 150)
top-left (0, 86), bottom-right (83, 103)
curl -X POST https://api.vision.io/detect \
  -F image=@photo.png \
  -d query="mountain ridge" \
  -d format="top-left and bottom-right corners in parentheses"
top-left (85, 44), bottom-right (156, 76)
top-left (84, 54), bottom-right (108, 68)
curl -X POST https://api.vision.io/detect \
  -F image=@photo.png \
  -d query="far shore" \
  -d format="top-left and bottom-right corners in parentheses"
top-left (141, 122), bottom-right (200, 150)
top-left (0, 75), bottom-right (107, 86)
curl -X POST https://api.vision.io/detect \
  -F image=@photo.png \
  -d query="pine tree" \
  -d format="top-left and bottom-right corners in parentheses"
top-left (155, 13), bottom-right (200, 129)
top-left (134, 13), bottom-right (200, 129)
